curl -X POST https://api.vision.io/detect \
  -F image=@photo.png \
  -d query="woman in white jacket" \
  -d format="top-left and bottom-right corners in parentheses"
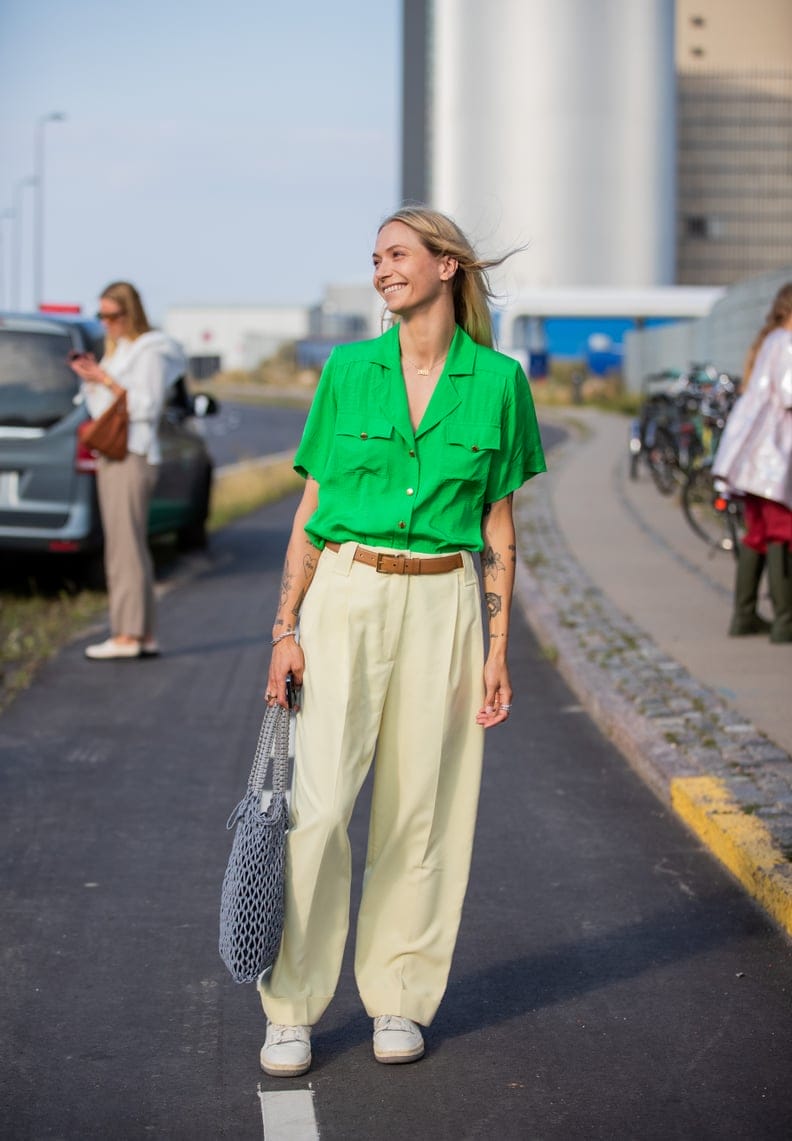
top-left (70, 281), bottom-right (186, 660)
top-left (713, 282), bottom-right (792, 643)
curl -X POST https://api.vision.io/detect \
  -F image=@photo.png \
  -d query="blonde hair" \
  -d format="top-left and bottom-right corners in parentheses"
top-left (743, 282), bottom-right (792, 383)
top-left (378, 206), bottom-right (518, 348)
top-left (100, 281), bottom-right (151, 356)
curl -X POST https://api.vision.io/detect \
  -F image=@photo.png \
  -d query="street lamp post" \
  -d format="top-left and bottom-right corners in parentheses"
top-left (34, 111), bottom-right (67, 310)
top-left (0, 208), bottom-right (15, 310)
top-left (12, 176), bottom-right (36, 311)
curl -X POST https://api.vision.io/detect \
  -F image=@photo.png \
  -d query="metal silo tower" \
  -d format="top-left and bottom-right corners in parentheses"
top-left (402, 0), bottom-right (676, 291)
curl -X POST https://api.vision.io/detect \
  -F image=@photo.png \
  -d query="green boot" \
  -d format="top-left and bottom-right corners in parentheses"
top-left (728, 545), bottom-right (771, 636)
top-left (767, 542), bottom-right (792, 644)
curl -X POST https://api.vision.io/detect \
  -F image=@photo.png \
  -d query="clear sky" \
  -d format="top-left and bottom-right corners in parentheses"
top-left (0, 0), bottom-right (399, 322)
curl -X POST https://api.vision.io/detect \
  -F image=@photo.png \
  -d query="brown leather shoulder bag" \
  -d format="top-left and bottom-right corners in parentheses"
top-left (78, 391), bottom-right (128, 461)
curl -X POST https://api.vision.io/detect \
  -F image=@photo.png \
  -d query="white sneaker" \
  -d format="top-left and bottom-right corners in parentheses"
top-left (140, 638), bottom-right (160, 658)
top-left (85, 638), bottom-right (141, 661)
top-left (372, 1015), bottom-right (425, 1064)
top-left (260, 1023), bottom-right (312, 1077)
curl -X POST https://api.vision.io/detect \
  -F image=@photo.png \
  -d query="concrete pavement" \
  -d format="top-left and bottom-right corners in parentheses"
top-left (514, 408), bottom-right (792, 936)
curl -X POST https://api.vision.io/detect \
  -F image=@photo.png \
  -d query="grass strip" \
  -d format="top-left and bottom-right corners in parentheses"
top-left (0, 588), bottom-right (106, 714)
top-left (208, 454), bottom-right (303, 530)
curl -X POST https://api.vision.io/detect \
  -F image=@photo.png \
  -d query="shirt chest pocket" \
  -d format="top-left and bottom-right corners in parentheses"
top-left (442, 421), bottom-right (501, 484)
top-left (333, 414), bottom-right (395, 477)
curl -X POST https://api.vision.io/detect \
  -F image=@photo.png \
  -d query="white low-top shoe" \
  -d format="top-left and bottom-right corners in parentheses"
top-left (84, 639), bottom-right (141, 661)
top-left (260, 1023), bottom-right (312, 1077)
top-left (372, 1015), bottom-right (425, 1064)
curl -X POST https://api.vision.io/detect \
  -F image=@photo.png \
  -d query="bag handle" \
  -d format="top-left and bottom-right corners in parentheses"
top-left (247, 675), bottom-right (298, 797)
top-left (247, 702), bottom-right (291, 797)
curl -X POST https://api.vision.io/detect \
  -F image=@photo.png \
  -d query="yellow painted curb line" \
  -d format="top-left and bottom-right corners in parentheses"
top-left (671, 775), bottom-right (792, 935)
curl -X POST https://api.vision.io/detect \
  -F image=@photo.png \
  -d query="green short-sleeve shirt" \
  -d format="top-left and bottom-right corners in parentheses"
top-left (294, 324), bottom-right (546, 554)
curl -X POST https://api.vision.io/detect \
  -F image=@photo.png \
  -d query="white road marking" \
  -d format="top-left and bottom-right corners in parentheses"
top-left (259, 1087), bottom-right (319, 1140)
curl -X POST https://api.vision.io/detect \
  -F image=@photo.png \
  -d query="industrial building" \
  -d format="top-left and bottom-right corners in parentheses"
top-left (676, 0), bottom-right (792, 285)
top-left (165, 305), bottom-right (310, 378)
top-left (165, 284), bottom-right (383, 378)
top-left (402, 0), bottom-right (792, 369)
top-left (403, 0), bottom-right (677, 294)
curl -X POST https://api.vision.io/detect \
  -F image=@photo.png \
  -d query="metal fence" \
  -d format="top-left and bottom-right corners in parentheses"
top-left (624, 263), bottom-right (792, 391)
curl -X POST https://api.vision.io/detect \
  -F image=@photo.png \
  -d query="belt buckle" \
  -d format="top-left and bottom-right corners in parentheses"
top-left (376, 551), bottom-right (405, 574)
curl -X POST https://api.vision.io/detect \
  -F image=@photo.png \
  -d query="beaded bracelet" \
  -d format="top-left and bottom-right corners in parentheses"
top-left (271, 629), bottom-right (297, 646)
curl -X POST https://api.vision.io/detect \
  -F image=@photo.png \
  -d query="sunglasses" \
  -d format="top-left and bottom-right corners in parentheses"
top-left (96, 308), bottom-right (126, 321)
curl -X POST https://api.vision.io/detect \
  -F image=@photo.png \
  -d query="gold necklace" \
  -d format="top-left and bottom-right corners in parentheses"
top-left (401, 350), bottom-right (449, 376)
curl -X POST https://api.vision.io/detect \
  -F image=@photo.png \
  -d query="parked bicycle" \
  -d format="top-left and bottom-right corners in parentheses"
top-left (629, 369), bottom-right (681, 493)
top-left (679, 371), bottom-right (743, 554)
top-left (630, 365), bottom-right (740, 496)
top-left (681, 461), bottom-right (744, 555)
top-left (629, 363), bottom-right (744, 555)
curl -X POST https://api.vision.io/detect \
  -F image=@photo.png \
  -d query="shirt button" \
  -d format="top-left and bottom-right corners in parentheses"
top-left (360, 432), bottom-right (368, 439)
top-left (409, 449), bottom-right (415, 457)
top-left (406, 488), bottom-right (414, 496)
top-left (471, 445), bottom-right (479, 452)
top-left (398, 521), bottom-right (406, 529)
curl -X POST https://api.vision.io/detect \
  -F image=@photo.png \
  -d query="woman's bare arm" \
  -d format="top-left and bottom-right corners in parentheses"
top-left (477, 493), bottom-right (516, 728)
top-left (266, 477), bottom-right (320, 707)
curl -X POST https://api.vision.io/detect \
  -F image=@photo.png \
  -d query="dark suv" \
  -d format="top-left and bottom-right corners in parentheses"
top-left (0, 312), bottom-right (218, 568)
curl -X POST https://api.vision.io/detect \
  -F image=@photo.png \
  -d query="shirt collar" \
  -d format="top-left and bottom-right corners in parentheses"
top-left (365, 322), bottom-right (479, 377)
top-left (365, 324), bottom-right (481, 440)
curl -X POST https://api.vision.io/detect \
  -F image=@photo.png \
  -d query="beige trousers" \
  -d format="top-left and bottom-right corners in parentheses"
top-left (258, 541), bottom-right (485, 1028)
top-left (96, 453), bottom-right (157, 638)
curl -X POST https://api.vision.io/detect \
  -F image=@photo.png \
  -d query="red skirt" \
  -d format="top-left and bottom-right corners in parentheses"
top-left (742, 493), bottom-right (792, 553)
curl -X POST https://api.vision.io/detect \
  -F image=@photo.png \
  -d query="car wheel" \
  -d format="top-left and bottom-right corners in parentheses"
top-left (176, 518), bottom-right (208, 551)
top-left (76, 550), bottom-right (107, 591)
top-left (176, 468), bottom-right (211, 551)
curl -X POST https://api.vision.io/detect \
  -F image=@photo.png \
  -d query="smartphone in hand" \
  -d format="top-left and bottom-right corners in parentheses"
top-left (285, 673), bottom-right (302, 711)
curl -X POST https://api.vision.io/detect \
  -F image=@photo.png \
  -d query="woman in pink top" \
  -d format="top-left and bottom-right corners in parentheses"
top-left (713, 282), bottom-right (792, 643)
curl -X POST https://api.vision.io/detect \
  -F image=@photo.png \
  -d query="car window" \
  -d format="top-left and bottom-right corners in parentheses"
top-left (85, 329), bottom-right (105, 358)
top-left (0, 328), bottom-right (79, 428)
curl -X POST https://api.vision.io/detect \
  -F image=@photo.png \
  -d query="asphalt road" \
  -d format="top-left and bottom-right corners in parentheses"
top-left (199, 401), bottom-right (308, 467)
top-left (1, 479), bottom-right (792, 1141)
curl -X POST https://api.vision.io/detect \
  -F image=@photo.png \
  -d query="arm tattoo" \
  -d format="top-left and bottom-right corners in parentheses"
top-left (292, 553), bottom-right (318, 617)
top-left (485, 592), bottom-right (502, 618)
top-left (508, 543), bottom-right (516, 565)
top-left (482, 544), bottom-right (505, 581)
top-left (278, 559), bottom-right (295, 610)
top-left (275, 550), bottom-right (317, 627)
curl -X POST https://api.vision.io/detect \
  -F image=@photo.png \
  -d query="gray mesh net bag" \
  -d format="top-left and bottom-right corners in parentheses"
top-left (219, 700), bottom-right (292, 983)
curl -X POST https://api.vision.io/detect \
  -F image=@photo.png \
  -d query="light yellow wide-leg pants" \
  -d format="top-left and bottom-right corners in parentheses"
top-left (258, 541), bottom-right (485, 1028)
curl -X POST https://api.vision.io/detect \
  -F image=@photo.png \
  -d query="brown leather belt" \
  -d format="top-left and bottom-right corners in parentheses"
top-left (324, 541), bottom-right (463, 576)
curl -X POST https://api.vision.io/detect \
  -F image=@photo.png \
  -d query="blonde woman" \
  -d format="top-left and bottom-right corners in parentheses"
top-left (70, 282), bottom-right (186, 660)
top-left (257, 207), bottom-right (546, 1076)
top-left (713, 282), bottom-right (792, 642)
